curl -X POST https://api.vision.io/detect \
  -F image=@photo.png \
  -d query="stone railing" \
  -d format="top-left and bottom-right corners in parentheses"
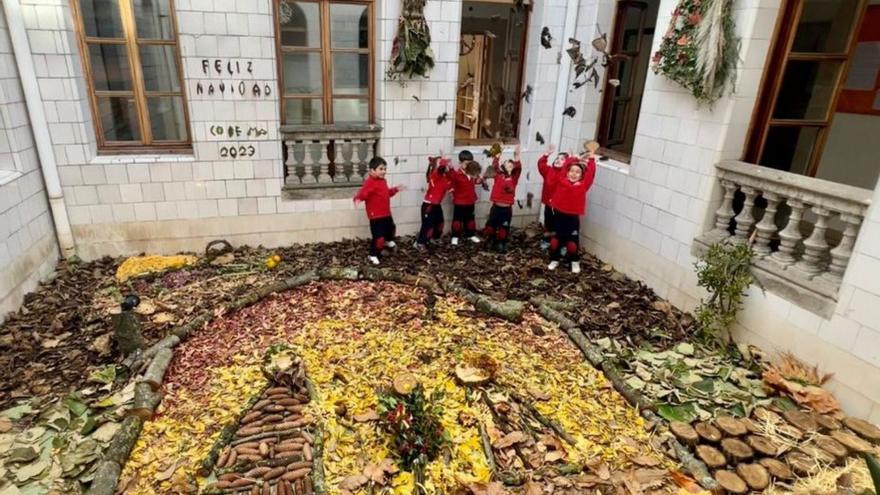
top-left (694, 160), bottom-right (873, 317)
top-left (281, 125), bottom-right (381, 187)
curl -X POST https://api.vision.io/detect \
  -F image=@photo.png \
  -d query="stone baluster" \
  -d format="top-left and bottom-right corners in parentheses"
top-left (352, 140), bottom-right (366, 181)
top-left (317, 140), bottom-right (332, 183)
top-left (821, 213), bottom-right (861, 283)
top-left (752, 191), bottom-right (779, 256)
top-left (284, 140), bottom-right (301, 185)
top-left (299, 141), bottom-right (317, 184)
top-left (770, 198), bottom-right (805, 266)
top-left (711, 180), bottom-right (737, 240)
top-left (794, 206), bottom-right (831, 276)
top-left (361, 139), bottom-right (375, 180)
top-left (732, 186), bottom-right (758, 243)
top-left (335, 141), bottom-right (351, 183)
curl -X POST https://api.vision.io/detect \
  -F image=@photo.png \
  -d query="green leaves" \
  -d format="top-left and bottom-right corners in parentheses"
top-left (694, 242), bottom-right (754, 346)
top-left (865, 453), bottom-right (880, 494)
top-left (87, 365), bottom-right (117, 385)
top-left (657, 403), bottom-right (697, 423)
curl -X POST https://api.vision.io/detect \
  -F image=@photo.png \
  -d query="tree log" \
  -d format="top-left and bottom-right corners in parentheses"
top-left (508, 391), bottom-right (576, 446)
top-left (745, 435), bottom-right (782, 457)
top-left (812, 435), bottom-right (848, 462)
top-left (129, 382), bottom-right (163, 419)
top-left (696, 445), bottom-right (727, 469)
top-left (741, 418), bottom-right (760, 434)
top-left (785, 451), bottom-right (819, 476)
top-left (283, 271), bottom-right (320, 290)
top-left (112, 311), bottom-right (145, 356)
top-left (359, 267), bottom-right (441, 293)
top-left (715, 416), bottom-right (747, 437)
top-left (842, 417), bottom-right (880, 443)
top-left (304, 379), bottom-right (326, 495)
top-left (668, 436), bottom-right (719, 491)
top-left (670, 422), bottom-right (699, 446)
top-left (530, 296), bottom-right (579, 312)
top-left (601, 361), bottom-right (652, 411)
top-left (139, 347), bottom-right (173, 391)
top-left (86, 460), bottom-right (122, 495)
top-left (758, 458), bottom-right (793, 480)
top-left (478, 422), bottom-right (498, 476)
top-left (830, 429), bottom-right (873, 454)
top-left (753, 407), bottom-right (783, 425)
top-left (735, 463), bottom-right (770, 491)
top-left (720, 438), bottom-right (753, 463)
top-left (85, 416), bottom-right (144, 495)
top-left (812, 413), bottom-right (841, 432)
top-left (714, 470), bottom-right (747, 494)
top-left (782, 410), bottom-right (818, 433)
top-left (797, 443), bottom-right (837, 466)
top-left (529, 299), bottom-right (604, 366)
top-left (317, 267), bottom-right (360, 281)
top-left (695, 422), bottom-right (723, 443)
top-left (443, 280), bottom-right (524, 322)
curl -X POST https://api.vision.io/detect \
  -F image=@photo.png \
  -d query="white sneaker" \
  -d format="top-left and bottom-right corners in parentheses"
top-left (571, 262), bottom-right (581, 274)
top-left (451, 237), bottom-right (460, 246)
top-left (469, 236), bottom-right (481, 244)
top-left (548, 261), bottom-right (559, 271)
top-left (386, 240), bottom-right (397, 248)
top-left (368, 256), bottom-right (380, 265)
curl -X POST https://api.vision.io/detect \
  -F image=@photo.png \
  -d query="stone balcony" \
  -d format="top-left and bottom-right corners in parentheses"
top-left (693, 160), bottom-right (873, 318)
top-left (281, 125), bottom-right (382, 200)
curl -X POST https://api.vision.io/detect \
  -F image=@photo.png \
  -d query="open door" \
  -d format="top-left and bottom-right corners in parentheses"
top-left (456, 34), bottom-right (489, 140)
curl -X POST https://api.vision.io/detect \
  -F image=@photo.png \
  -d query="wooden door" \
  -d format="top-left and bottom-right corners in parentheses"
top-left (456, 34), bottom-right (488, 139)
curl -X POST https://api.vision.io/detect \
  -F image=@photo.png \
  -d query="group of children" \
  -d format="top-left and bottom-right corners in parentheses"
top-left (353, 142), bottom-right (597, 273)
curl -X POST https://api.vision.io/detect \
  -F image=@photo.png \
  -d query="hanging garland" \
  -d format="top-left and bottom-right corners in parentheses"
top-left (386, 0), bottom-right (435, 80)
top-left (651, 0), bottom-right (740, 105)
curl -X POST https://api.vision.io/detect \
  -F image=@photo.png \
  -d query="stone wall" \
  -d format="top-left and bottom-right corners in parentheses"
top-left (0, 7), bottom-right (58, 322)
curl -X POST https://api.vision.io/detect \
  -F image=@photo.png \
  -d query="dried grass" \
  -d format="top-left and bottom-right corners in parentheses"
top-left (766, 456), bottom-right (878, 495)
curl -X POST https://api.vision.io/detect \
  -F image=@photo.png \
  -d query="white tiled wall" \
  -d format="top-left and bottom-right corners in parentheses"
top-left (0, 7), bottom-right (59, 322)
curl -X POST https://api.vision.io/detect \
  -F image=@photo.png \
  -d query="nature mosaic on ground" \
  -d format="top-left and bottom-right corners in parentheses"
top-left (122, 281), bottom-right (674, 494)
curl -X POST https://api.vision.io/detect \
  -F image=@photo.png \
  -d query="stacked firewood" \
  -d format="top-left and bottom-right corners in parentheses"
top-left (670, 407), bottom-right (880, 493)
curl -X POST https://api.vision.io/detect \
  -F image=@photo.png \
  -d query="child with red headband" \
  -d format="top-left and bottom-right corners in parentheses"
top-left (484, 144), bottom-right (522, 253)
top-left (353, 156), bottom-right (406, 265)
top-left (449, 149), bottom-right (483, 245)
top-left (537, 143), bottom-right (567, 250)
top-left (547, 143), bottom-right (598, 273)
top-left (414, 154), bottom-right (451, 250)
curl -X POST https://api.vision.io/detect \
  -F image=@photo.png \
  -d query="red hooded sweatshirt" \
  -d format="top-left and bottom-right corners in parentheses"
top-left (354, 175), bottom-right (401, 220)
top-left (548, 157), bottom-right (597, 216)
top-left (450, 167), bottom-right (481, 206)
top-left (537, 154), bottom-right (565, 205)
top-left (423, 157), bottom-right (451, 204)
top-left (489, 157), bottom-right (522, 206)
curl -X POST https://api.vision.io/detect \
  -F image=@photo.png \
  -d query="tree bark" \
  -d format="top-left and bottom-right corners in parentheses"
top-left (86, 460), bottom-right (122, 495)
top-left (112, 311), bottom-right (145, 356)
top-left (85, 416), bottom-right (144, 495)
top-left (671, 439), bottom-right (719, 490)
top-left (442, 280), bottom-right (524, 322)
top-left (129, 382), bottom-right (163, 419)
top-left (508, 391), bottom-right (576, 446)
top-left (140, 347), bottom-right (173, 391)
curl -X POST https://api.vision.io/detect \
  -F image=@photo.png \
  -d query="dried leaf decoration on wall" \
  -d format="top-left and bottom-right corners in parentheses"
top-left (651, 0), bottom-right (740, 104)
top-left (387, 0), bottom-right (436, 80)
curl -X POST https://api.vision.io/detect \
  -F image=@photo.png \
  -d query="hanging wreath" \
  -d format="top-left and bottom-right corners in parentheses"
top-left (651, 0), bottom-right (740, 105)
top-left (386, 0), bottom-right (435, 80)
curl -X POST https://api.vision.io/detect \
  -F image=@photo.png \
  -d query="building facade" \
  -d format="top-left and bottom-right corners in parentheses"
top-left (0, 0), bottom-right (878, 419)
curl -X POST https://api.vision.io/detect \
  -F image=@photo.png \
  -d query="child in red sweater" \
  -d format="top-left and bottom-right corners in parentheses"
top-left (415, 155), bottom-right (452, 249)
top-left (537, 144), bottom-right (567, 249)
top-left (484, 144), bottom-right (522, 253)
top-left (450, 150), bottom-right (483, 245)
top-left (353, 157), bottom-right (406, 265)
top-left (547, 145), bottom-right (597, 273)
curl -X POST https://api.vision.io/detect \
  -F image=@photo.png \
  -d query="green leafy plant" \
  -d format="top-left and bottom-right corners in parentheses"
top-left (377, 383), bottom-right (447, 483)
top-left (694, 242), bottom-right (754, 345)
top-left (866, 453), bottom-right (880, 495)
top-left (386, 0), bottom-right (435, 80)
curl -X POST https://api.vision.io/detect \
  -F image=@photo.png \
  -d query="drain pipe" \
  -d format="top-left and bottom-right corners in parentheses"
top-left (3, 0), bottom-right (76, 258)
top-left (549, 0), bottom-right (580, 151)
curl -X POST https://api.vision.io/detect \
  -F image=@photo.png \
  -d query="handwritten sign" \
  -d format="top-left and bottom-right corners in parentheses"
top-left (206, 124), bottom-right (270, 141)
top-left (194, 59), bottom-right (273, 99)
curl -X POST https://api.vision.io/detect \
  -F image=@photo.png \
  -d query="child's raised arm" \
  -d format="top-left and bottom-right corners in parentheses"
top-left (353, 179), bottom-right (373, 204)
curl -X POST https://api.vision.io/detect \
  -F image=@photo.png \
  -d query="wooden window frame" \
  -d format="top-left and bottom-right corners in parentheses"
top-left (744, 0), bottom-right (868, 177)
top-left (71, 0), bottom-right (191, 154)
top-left (274, 0), bottom-right (375, 126)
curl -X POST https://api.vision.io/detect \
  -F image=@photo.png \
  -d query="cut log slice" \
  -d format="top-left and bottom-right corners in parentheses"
top-left (695, 422), bottom-right (723, 443)
top-left (812, 413), bottom-right (841, 432)
top-left (812, 435), bottom-right (849, 462)
top-left (741, 418), bottom-right (761, 434)
top-left (736, 463), bottom-right (770, 491)
top-left (842, 417), bottom-right (880, 443)
top-left (782, 410), bottom-right (818, 433)
top-left (785, 451), bottom-right (819, 476)
top-left (714, 470), bottom-right (748, 494)
top-left (721, 438), bottom-right (754, 463)
top-left (753, 407), bottom-right (783, 425)
top-left (830, 429), bottom-right (873, 454)
top-left (798, 443), bottom-right (838, 466)
top-left (670, 421), bottom-right (699, 446)
top-left (774, 423), bottom-right (805, 442)
top-left (746, 435), bottom-right (782, 457)
top-left (715, 416), bottom-right (748, 437)
top-left (759, 458), bottom-right (794, 481)
top-left (696, 444), bottom-right (727, 469)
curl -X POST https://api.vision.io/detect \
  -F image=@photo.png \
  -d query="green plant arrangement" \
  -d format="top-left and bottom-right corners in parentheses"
top-left (386, 0), bottom-right (435, 81)
top-left (694, 242), bottom-right (754, 345)
top-left (867, 453), bottom-right (880, 495)
top-left (651, 0), bottom-right (740, 104)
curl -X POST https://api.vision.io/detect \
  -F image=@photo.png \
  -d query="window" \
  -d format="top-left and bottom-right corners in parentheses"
top-left (275, 0), bottom-right (374, 126)
top-left (596, 0), bottom-right (658, 162)
top-left (745, 0), bottom-right (871, 183)
top-left (455, 1), bottom-right (529, 144)
top-left (72, 0), bottom-right (190, 152)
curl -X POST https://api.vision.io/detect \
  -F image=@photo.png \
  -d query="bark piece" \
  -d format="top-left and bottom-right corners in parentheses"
top-left (715, 416), bottom-right (747, 437)
top-left (842, 417), bottom-right (880, 443)
top-left (112, 311), bottom-right (145, 356)
top-left (140, 347), bottom-right (173, 391)
top-left (87, 461), bottom-right (123, 495)
top-left (758, 458), bottom-right (793, 481)
top-left (696, 445), bottom-right (727, 469)
top-left (745, 435), bottom-right (782, 457)
top-left (830, 429), bottom-right (873, 454)
top-left (785, 451), bottom-right (819, 476)
top-left (735, 463), bottom-right (770, 491)
top-left (670, 421), bottom-right (699, 445)
top-left (129, 382), bottom-right (163, 419)
top-left (695, 422), bottom-right (723, 443)
top-left (713, 470), bottom-right (747, 494)
top-left (720, 438), bottom-right (753, 463)
top-left (782, 410), bottom-right (818, 433)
